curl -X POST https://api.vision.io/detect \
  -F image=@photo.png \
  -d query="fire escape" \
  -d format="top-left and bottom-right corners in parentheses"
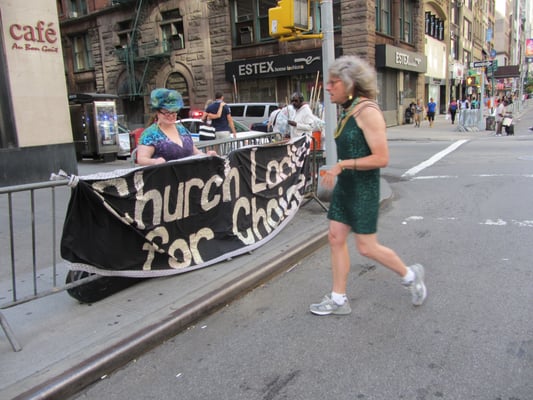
top-left (112, 0), bottom-right (184, 99)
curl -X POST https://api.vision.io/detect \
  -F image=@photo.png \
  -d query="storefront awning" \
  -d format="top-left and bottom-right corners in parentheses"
top-left (493, 65), bottom-right (520, 78)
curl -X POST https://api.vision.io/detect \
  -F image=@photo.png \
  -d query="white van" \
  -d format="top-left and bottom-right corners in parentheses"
top-left (227, 103), bottom-right (279, 128)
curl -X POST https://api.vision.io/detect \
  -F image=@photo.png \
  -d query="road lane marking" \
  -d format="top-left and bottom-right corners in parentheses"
top-left (400, 216), bottom-right (533, 227)
top-left (411, 174), bottom-right (533, 180)
top-left (402, 139), bottom-right (469, 179)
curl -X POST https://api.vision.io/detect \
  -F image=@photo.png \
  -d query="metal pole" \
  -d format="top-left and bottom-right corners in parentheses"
top-left (320, 0), bottom-right (337, 166)
top-left (478, 67), bottom-right (485, 130)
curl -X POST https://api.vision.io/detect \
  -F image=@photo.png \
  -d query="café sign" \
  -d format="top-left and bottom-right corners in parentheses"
top-left (8, 20), bottom-right (59, 53)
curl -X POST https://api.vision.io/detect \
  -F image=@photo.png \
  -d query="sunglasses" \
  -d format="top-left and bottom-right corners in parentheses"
top-left (159, 109), bottom-right (178, 116)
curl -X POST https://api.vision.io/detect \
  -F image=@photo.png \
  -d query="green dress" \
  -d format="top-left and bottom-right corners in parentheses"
top-left (327, 110), bottom-right (380, 234)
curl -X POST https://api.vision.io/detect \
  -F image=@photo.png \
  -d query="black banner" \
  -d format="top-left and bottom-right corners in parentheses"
top-left (61, 137), bottom-right (310, 277)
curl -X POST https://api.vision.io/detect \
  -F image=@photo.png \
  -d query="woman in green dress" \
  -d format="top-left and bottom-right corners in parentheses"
top-left (310, 55), bottom-right (427, 316)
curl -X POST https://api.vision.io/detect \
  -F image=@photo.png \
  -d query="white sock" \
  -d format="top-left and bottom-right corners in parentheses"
top-left (331, 291), bottom-right (347, 305)
top-left (402, 267), bottom-right (415, 284)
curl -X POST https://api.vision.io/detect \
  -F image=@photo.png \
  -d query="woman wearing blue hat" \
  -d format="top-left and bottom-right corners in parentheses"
top-left (136, 88), bottom-right (216, 165)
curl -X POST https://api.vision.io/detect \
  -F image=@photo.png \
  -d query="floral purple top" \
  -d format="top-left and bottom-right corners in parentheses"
top-left (139, 123), bottom-right (195, 161)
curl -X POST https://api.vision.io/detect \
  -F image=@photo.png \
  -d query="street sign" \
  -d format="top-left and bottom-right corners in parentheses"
top-left (472, 60), bottom-right (493, 68)
top-left (486, 60), bottom-right (498, 75)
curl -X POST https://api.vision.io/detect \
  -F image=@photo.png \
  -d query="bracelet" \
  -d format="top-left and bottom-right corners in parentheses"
top-left (338, 159), bottom-right (357, 171)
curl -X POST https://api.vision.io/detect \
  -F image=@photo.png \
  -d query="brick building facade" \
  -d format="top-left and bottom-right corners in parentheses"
top-left (59, 0), bottom-right (428, 129)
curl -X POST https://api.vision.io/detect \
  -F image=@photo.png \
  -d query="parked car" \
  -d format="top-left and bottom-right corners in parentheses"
top-left (250, 119), bottom-right (271, 132)
top-left (117, 123), bottom-right (131, 159)
top-left (178, 106), bottom-right (205, 120)
top-left (179, 118), bottom-right (264, 140)
top-left (226, 103), bottom-right (279, 128)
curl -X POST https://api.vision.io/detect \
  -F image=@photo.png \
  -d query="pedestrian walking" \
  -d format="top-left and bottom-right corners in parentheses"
top-left (413, 99), bottom-right (423, 127)
top-left (267, 103), bottom-right (289, 137)
top-left (309, 55), bottom-right (427, 316)
top-left (426, 97), bottom-right (437, 127)
top-left (448, 97), bottom-right (458, 125)
top-left (205, 92), bottom-right (237, 139)
top-left (495, 98), bottom-right (506, 136)
top-left (287, 92), bottom-right (315, 139)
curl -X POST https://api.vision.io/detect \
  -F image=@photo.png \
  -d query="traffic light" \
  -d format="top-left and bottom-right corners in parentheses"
top-left (466, 75), bottom-right (480, 86)
top-left (269, 0), bottom-right (310, 38)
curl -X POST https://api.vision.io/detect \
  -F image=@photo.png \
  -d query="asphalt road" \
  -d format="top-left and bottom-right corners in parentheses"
top-left (70, 115), bottom-right (533, 399)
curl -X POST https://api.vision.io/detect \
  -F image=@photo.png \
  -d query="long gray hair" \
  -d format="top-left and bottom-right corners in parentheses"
top-left (328, 55), bottom-right (377, 100)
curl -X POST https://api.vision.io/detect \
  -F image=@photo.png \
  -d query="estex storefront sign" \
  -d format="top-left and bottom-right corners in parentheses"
top-left (375, 44), bottom-right (427, 73)
top-left (225, 49), bottom-right (340, 81)
top-left (8, 20), bottom-right (59, 53)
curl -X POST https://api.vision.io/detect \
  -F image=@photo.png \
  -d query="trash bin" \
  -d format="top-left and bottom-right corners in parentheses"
top-left (486, 116), bottom-right (495, 131)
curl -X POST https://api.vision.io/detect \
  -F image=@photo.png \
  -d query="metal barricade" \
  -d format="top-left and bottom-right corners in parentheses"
top-left (196, 132), bottom-right (281, 155)
top-left (0, 180), bottom-right (103, 351)
top-left (456, 109), bottom-right (483, 132)
top-left (0, 131), bottom-right (285, 352)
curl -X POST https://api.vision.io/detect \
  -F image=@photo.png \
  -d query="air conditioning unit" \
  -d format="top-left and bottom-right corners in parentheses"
top-left (239, 26), bottom-right (253, 45)
top-left (68, 11), bottom-right (78, 18)
top-left (237, 14), bottom-right (252, 22)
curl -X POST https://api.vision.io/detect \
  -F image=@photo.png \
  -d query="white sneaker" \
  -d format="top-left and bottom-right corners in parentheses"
top-left (310, 295), bottom-right (351, 315)
top-left (403, 264), bottom-right (427, 306)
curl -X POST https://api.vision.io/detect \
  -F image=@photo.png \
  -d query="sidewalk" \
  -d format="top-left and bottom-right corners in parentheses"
top-left (1, 106), bottom-right (527, 399)
top-left (387, 112), bottom-right (494, 140)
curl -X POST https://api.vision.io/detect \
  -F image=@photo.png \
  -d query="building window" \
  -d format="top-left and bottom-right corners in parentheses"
top-left (450, 1), bottom-right (458, 25)
top-left (257, 0), bottom-right (278, 42)
top-left (72, 34), bottom-right (93, 72)
top-left (312, 0), bottom-right (342, 32)
top-left (400, 0), bottom-right (413, 44)
top-left (463, 49), bottom-right (471, 66)
top-left (377, 70), bottom-right (396, 111)
top-left (116, 20), bottom-right (133, 47)
top-left (235, 78), bottom-right (277, 102)
top-left (425, 11), bottom-right (444, 41)
top-left (463, 18), bottom-right (472, 42)
top-left (160, 9), bottom-right (185, 51)
top-left (450, 34), bottom-right (459, 60)
top-left (403, 71), bottom-right (417, 98)
top-left (68, 0), bottom-right (87, 18)
top-left (375, 0), bottom-right (392, 36)
top-left (231, 0), bottom-right (276, 46)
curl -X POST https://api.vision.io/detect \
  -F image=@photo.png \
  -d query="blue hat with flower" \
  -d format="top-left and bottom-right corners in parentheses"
top-left (150, 88), bottom-right (184, 112)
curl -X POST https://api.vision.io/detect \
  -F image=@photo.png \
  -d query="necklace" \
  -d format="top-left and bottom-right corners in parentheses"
top-left (334, 97), bottom-right (360, 138)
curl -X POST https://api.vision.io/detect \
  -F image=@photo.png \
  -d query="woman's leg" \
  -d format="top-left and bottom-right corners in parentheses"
top-left (329, 220), bottom-right (352, 294)
top-left (309, 220), bottom-right (353, 315)
top-left (354, 233), bottom-right (427, 306)
top-left (354, 233), bottom-right (407, 276)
